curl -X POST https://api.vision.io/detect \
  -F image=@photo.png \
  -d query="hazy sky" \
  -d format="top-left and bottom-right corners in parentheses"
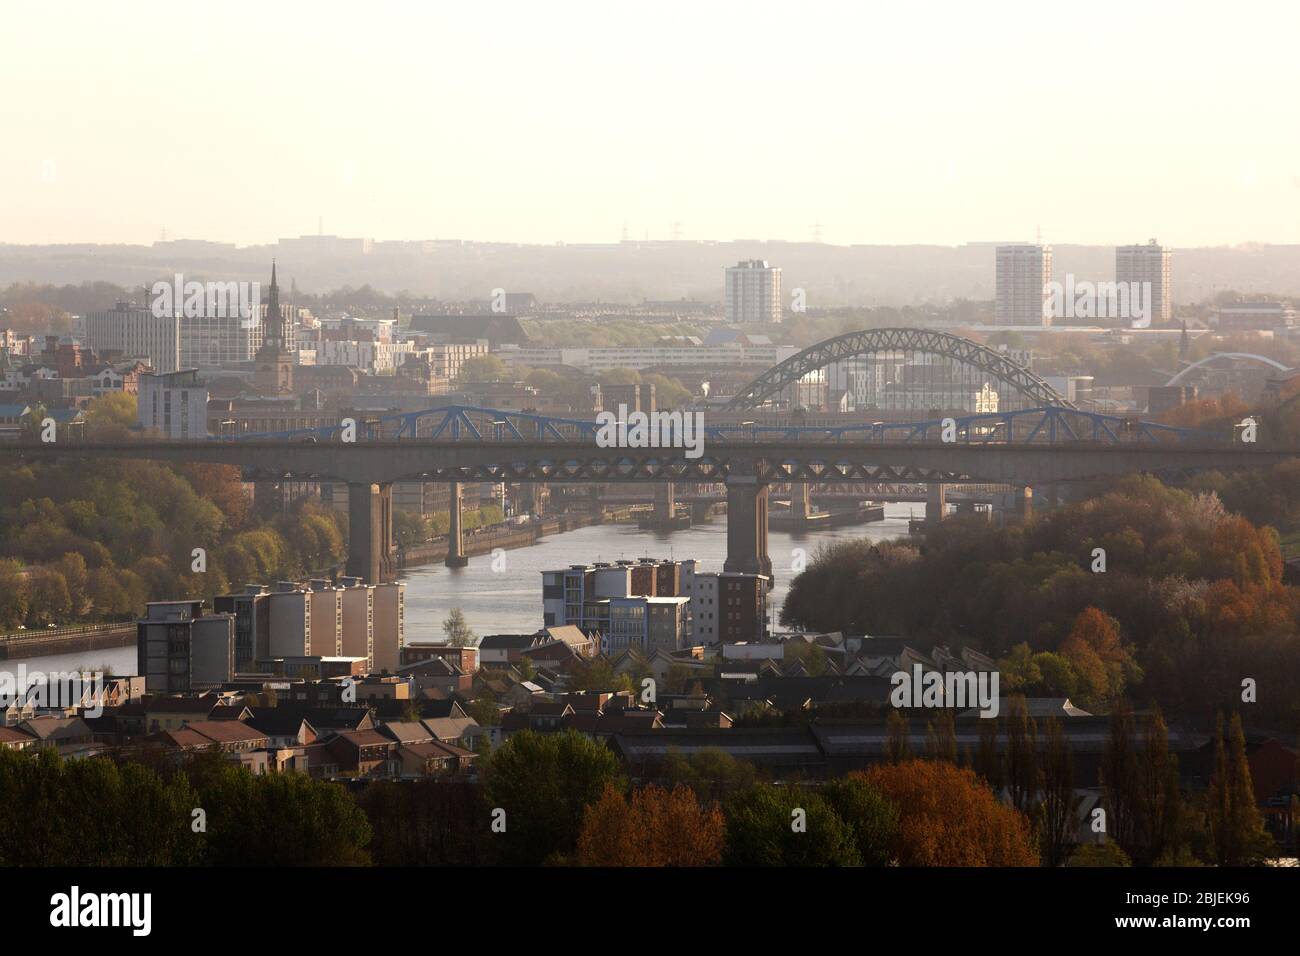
top-left (3, 0), bottom-right (1298, 248)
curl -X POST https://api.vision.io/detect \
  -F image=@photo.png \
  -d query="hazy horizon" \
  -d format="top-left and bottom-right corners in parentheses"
top-left (3, 0), bottom-right (1299, 248)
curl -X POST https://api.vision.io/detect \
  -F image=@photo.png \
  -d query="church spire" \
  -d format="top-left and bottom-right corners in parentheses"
top-left (266, 260), bottom-right (283, 342)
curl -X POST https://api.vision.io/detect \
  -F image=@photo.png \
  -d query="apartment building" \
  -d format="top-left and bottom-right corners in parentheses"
top-left (995, 244), bottom-right (1052, 326)
top-left (724, 259), bottom-right (783, 324)
top-left (1116, 239), bottom-right (1172, 326)
top-left (138, 369), bottom-right (209, 438)
top-left (136, 600), bottom-right (235, 694)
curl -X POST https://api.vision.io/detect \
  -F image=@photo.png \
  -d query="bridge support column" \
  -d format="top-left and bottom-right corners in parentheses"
top-left (347, 482), bottom-right (395, 584)
top-left (792, 482), bottom-right (811, 520)
top-left (1015, 485), bottom-right (1033, 521)
top-left (925, 483), bottom-right (947, 525)
top-left (654, 482), bottom-right (676, 524)
top-left (724, 476), bottom-right (772, 579)
top-left (446, 481), bottom-right (469, 567)
top-left (517, 481), bottom-right (543, 520)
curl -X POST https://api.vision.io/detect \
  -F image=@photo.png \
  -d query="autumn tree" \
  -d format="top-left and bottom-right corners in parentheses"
top-left (575, 783), bottom-right (724, 866)
top-left (863, 760), bottom-right (1038, 866)
top-left (1207, 712), bottom-right (1272, 865)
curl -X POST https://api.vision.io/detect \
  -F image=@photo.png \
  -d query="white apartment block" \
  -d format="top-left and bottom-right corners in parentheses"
top-left (84, 304), bottom-right (180, 371)
top-left (138, 369), bottom-right (208, 439)
top-left (338, 577), bottom-right (375, 672)
top-left (724, 259), bottom-right (783, 324)
top-left (1116, 239), bottom-right (1172, 325)
top-left (995, 244), bottom-right (1053, 326)
top-left (681, 560), bottom-right (720, 644)
top-left (495, 342), bottom-right (798, 373)
top-left (312, 339), bottom-right (414, 374)
top-left (423, 339), bottom-right (489, 381)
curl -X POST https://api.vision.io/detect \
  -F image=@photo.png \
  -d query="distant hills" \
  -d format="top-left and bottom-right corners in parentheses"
top-left (2, 239), bottom-right (1298, 306)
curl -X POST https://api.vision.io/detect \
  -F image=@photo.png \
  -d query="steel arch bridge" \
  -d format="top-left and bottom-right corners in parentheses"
top-left (1165, 352), bottom-right (1294, 386)
top-left (724, 327), bottom-right (1073, 411)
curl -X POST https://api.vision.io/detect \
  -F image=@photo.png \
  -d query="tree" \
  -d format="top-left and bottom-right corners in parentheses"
top-left (862, 761), bottom-right (1038, 866)
top-left (457, 355), bottom-right (509, 384)
top-left (24, 566), bottom-right (70, 626)
top-left (358, 779), bottom-right (490, 866)
top-left (0, 560), bottom-right (28, 630)
top-left (819, 776), bottom-right (899, 866)
top-left (1066, 842), bottom-right (1132, 867)
top-left (442, 607), bottom-right (475, 647)
top-left (925, 709), bottom-right (958, 764)
top-left (1101, 703), bottom-right (1141, 857)
top-left (482, 729), bottom-right (622, 865)
top-left (722, 784), bottom-right (860, 866)
top-left (1004, 696), bottom-right (1038, 815)
top-left (1134, 706), bottom-right (1183, 865)
top-left (186, 756), bottom-right (371, 865)
top-left (885, 710), bottom-right (912, 763)
top-left (1039, 718), bottom-right (1079, 866)
top-left (1059, 607), bottom-right (1140, 702)
top-left (1208, 712), bottom-right (1272, 866)
top-left (575, 783), bottom-right (725, 866)
top-left (83, 392), bottom-right (137, 438)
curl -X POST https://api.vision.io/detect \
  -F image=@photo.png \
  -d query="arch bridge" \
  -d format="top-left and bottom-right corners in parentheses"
top-left (724, 327), bottom-right (1073, 412)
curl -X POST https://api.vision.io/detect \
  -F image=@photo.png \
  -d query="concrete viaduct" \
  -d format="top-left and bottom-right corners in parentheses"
top-left (3, 437), bottom-right (1295, 586)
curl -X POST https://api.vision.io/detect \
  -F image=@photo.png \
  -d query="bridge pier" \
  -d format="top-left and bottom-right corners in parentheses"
top-left (446, 481), bottom-right (469, 567)
top-left (792, 482), bottom-right (811, 520)
top-left (517, 482), bottom-right (545, 517)
top-left (346, 482), bottom-right (395, 584)
top-left (925, 483), bottom-right (947, 525)
top-left (724, 475), bottom-right (772, 579)
top-left (1015, 485), bottom-right (1033, 521)
top-left (654, 482), bottom-right (676, 524)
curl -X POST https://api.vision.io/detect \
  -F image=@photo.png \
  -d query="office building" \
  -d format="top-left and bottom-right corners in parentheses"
top-left (995, 244), bottom-right (1052, 326)
top-left (1116, 239), bottom-right (1172, 326)
top-left (179, 312), bottom-right (263, 369)
top-left (724, 259), bottom-right (782, 324)
top-left (84, 302), bottom-right (180, 371)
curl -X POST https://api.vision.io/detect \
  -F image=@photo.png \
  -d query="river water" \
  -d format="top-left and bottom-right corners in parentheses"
top-left (25, 504), bottom-right (919, 674)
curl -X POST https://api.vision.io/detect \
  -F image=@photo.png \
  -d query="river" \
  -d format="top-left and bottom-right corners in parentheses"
top-left (25, 504), bottom-right (919, 674)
